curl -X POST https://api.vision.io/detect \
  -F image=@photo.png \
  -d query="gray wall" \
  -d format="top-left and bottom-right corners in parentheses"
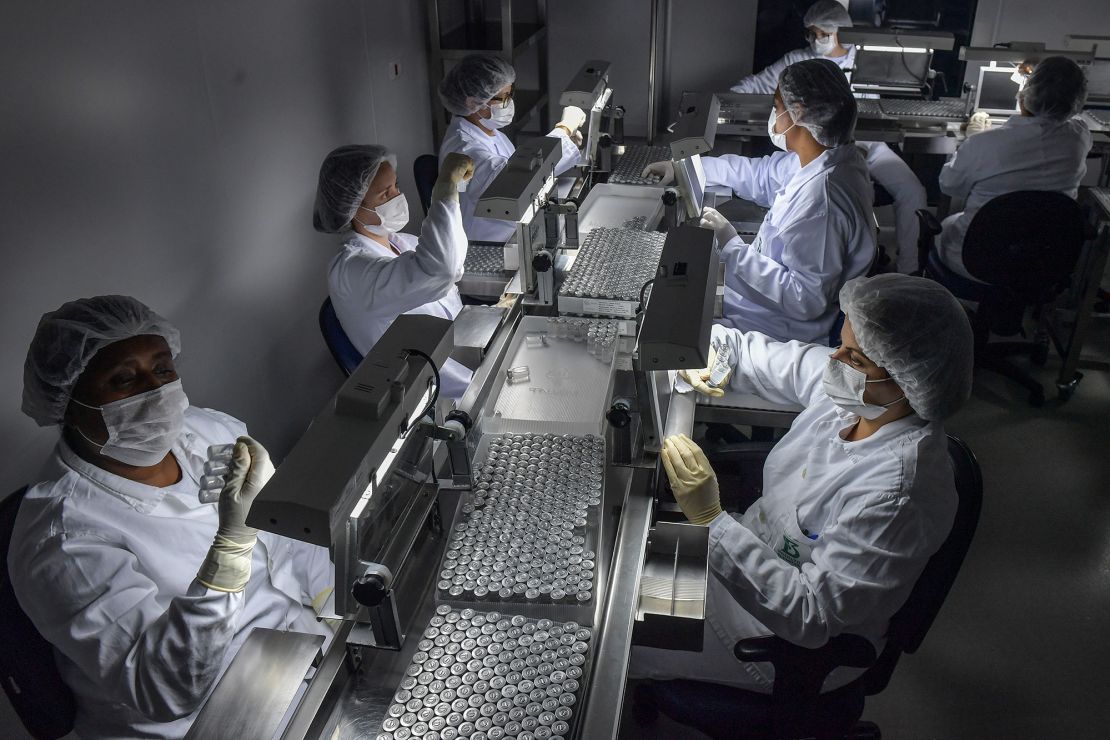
top-left (0, 0), bottom-right (434, 734)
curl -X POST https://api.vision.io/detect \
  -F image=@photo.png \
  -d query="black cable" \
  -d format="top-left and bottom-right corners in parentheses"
top-left (637, 278), bottom-right (656, 313)
top-left (895, 34), bottom-right (928, 87)
top-left (401, 348), bottom-right (440, 432)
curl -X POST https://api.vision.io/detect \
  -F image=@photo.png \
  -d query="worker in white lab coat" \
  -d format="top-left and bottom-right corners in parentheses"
top-left (438, 53), bottom-right (587, 243)
top-left (9, 296), bottom-right (334, 739)
top-left (646, 59), bottom-right (876, 344)
top-left (314, 145), bottom-right (476, 398)
top-left (730, 0), bottom-right (928, 274)
top-left (632, 274), bottom-right (973, 692)
top-left (937, 56), bottom-right (1093, 281)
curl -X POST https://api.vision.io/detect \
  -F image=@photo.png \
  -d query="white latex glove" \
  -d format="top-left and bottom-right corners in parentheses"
top-left (495, 293), bottom-right (517, 308)
top-left (965, 111), bottom-right (992, 136)
top-left (677, 345), bottom-right (725, 398)
top-left (557, 106), bottom-right (588, 134)
top-left (700, 207), bottom-right (738, 249)
top-left (661, 435), bottom-right (722, 526)
top-left (197, 436), bottom-right (275, 592)
top-left (640, 160), bottom-right (675, 186)
top-left (432, 152), bottom-right (475, 203)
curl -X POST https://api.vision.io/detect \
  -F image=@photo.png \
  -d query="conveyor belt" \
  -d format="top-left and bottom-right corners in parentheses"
top-left (559, 228), bottom-right (666, 317)
top-left (608, 145), bottom-right (670, 185)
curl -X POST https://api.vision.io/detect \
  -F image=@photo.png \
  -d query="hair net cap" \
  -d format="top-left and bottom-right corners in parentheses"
top-left (803, 0), bottom-right (852, 33)
top-left (779, 58), bottom-right (857, 147)
top-left (313, 144), bottom-right (397, 233)
top-left (1020, 56), bottom-right (1087, 122)
top-left (840, 274), bottom-right (973, 421)
top-left (23, 295), bottom-right (182, 427)
top-left (439, 54), bottom-right (517, 117)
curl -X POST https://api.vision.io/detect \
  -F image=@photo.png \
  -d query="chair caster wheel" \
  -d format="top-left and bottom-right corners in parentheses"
top-left (1057, 372), bottom-right (1082, 401)
top-left (1028, 388), bottom-right (1045, 407)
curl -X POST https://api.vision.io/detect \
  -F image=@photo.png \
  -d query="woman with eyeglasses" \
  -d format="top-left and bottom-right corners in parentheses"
top-left (438, 53), bottom-right (587, 243)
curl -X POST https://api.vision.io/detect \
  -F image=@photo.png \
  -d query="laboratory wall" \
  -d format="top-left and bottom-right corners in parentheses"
top-left (0, 3), bottom-right (433, 512)
top-left (546, 0), bottom-right (757, 139)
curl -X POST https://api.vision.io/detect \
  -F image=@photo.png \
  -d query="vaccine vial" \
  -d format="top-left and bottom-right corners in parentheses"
top-left (706, 342), bottom-right (732, 389)
top-left (198, 443), bottom-right (235, 503)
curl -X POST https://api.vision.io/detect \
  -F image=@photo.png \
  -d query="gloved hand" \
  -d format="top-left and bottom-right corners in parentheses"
top-left (197, 436), bottom-right (275, 592)
top-left (556, 106), bottom-right (588, 135)
top-left (432, 152), bottom-right (475, 203)
top-left (677, 344), bottom-right (725, 398)
top-left (965, 111), bottom-right (992, 136)
top-left (641, 160), bottom-right (675, 186)
top-left (661, 435), bottom-right (722, 526)
top-left (700, 207), bottom-right (738, 249)
top-left (495, 292), bottom-right (517, 308)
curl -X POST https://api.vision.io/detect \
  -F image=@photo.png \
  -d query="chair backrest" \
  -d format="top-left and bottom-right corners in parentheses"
top-left (318, 297), bottom-right (363, 377)
top-left (864, 434), bottom-right (983, 692)
top-left (962, 190), bottom-right (1086, 296)
top-left (413, 154), bottom-right (440, 217)
top-left (1, 487), bottom-right (77, 739)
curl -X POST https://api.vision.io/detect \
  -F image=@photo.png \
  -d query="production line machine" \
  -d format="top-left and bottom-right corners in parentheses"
top-left (187, 83), bottom-right (735, 740)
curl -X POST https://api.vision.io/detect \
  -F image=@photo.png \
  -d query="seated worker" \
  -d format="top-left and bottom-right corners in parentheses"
top-left (314, 146), bottom-right (475, 398)
top-left (731, 0), bottom-right (927, 274)
top-left (10, 295), bottom-right (333, 739)
top-left (633, 274), bottom-right (973, 692)
top-left (936, 56), bottom-right (1092, 281)
top-left (645, 59), bottom-right (876, 344)
top-left (438, 53), bottom-right (587, 243)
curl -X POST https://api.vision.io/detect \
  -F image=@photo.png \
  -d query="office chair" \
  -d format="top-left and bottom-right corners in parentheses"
top-left (917, 192), bottom-right (1087, 405)
top-left (318, 297), bottom-right (363, 377)
top-left (637, 435), bottom-right (983, 740)
top-left (1, 487), bottom-right (77, 739)
top-left (413, 154), bottom-right (440, 217)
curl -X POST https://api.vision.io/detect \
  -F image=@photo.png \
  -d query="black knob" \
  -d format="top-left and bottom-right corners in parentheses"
top-left (662, 190), bottom-right (678, 206)
top-left (533, 251), bottom-right (553, 272)
top-left (352, 573), bottom-right (388, 608)
top-left (598, 134), bottom-right (612, 149)
top-left (445, 409), bottom-right (472, 431)
top-left (606, 402), bottom-right (631, 429)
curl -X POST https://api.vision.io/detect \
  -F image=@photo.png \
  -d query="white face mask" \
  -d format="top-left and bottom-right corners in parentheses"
top-left (71, 379), bottom-right (189, 466)
top-left (482, 99), bottom-right (515, 130)
top-left (767, 108), bottom-right (795, 151)
top-left (821, 358), bottom-right (905, 420)
top-left (811, 35), bottom-right (838, 57)
top-left (355, 193), bottom-right (409, 237)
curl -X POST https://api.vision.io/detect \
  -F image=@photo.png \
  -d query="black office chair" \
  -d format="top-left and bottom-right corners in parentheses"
top-left (413, 154), bottom-right (440, 217)
top-left (1, 487), bottom-right (77, 739)
top-left (318, 297), bottom-right (363, 377)
top-left (637, 435), bottom-right (983, 740)
top-left (917, 191), bottom-right (1087, 405)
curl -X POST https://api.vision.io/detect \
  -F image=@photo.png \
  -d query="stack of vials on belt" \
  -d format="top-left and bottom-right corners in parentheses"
top-left (376, 607), bottom-right (593, 740)
top-left (464, 244), bottom-right (509, 276)
top-left (438, 434), bottom-right (603, 605)
top-left (559, 228), bottom-right (665, 304)
top-left (607, 144), bottom-right (670, 185)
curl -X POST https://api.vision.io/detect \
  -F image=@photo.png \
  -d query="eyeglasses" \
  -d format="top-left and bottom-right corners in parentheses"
top-left (805, 30), bottom-right (834, 42)
top-left (487, 88), bottom-right (515, 109)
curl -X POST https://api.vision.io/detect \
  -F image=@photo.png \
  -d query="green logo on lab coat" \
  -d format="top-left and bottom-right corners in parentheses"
top-left (777, 535), bottom-right (802, 567)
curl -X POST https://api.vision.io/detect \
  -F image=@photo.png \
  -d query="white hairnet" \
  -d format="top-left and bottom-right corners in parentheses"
top-left (313, 144), bottom-right (397, 234)
top-left (779, 58), bottom-right (858, 147)
top-left (438, 54), bottom-right (516, 116)
top-left (23, 295), bottom-right (182, 427)
top-left (840, 274), bottom-right (974, 421)
top-left (803, 0), bottom-right (852, 33)
top-left (1020, 56), bottom-right (1087, 122)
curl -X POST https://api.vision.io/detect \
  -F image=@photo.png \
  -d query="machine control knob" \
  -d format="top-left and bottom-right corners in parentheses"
top-left (533, 250), bottom-right (554, 272)
top-left (352, 566), bottom-right (393, 608)
top-left (661, 189), bottom-right (678, 206)
top-left (606, 400), bottom-right (632, 429)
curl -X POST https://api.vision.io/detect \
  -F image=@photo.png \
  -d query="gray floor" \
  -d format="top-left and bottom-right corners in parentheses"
top-left (624, 319), bottom-right (1110, 739)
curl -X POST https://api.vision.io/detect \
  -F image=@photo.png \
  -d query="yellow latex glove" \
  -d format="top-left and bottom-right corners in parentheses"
top-left (197, 436), bottom-right (274, 592)
top-left (677, 344), bottom-right (726, 398)
top-left (661, 434), bottom-right (722, 525)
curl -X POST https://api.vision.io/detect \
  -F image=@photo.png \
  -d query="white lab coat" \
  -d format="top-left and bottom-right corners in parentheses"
top-left (732, 44), bottom-right (926, 273)
top-left (632, 329), bottom-right (956, 691)
top-left (703, 145), bottom-right (876, 344)
top-left (328, 197), bottom-right (473, 399)
top-left (8, 407), bottom-right (334, 739)
top-left (439, 117), bottom-right (582, 244)
top-left (937, 115), bottom-right (1092, 280)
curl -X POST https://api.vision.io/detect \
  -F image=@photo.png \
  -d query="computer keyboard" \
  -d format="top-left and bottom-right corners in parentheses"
top-left (609, 145), bottom-right (671, 185)
top-left (879, 98), bottom-right (969, 120)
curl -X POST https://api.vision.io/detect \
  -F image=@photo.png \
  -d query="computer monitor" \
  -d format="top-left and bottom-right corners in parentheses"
top-left (975, 66), bottom-right (1022, 116)
top-left (852, 48), bottom-right (932, 91)
top-left (674, 154), bottom-right (706, 220)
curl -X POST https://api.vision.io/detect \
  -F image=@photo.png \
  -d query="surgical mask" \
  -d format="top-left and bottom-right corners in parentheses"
top-left (355, 193), bottom-right (409, 236)
top-left (811, 35), bottom-right (838, 57)
top-left (821, 358), bottom-right (905, 420)
top-left (482, 99), bottom-right (515, 130)
top-left (71, 379), bottom-right (189, 466)
top-left (767, 108), bottom-right (795, 151)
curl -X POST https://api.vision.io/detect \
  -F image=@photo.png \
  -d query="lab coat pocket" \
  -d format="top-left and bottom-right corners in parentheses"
top-left (771, 508), bottom-right (815, 569)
